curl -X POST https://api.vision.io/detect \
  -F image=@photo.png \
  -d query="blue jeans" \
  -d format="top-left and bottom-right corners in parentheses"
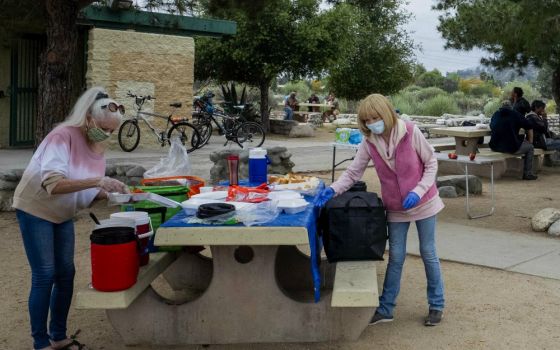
top-left (16, 210), bottom-right (75, 349)
top-left (545, 138), bottom-right (560, 151)
top-left (377, 215), bottom-right (445, 317)
top-left (284, 107), bottom-right (293, 120)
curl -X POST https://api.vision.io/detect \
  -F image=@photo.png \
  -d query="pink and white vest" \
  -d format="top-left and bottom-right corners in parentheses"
top-left (366, 122), bottom-right (438, 211)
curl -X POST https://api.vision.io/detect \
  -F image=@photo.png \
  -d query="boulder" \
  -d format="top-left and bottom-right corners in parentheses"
top-left (125, 165), bottom-right (146, 177)
top-left (288, 124), bottom-right (315, 138)
top-left (0, 179), bottom-right (17, 191)
top-left (548, 219), bottom-right (560, 236)
top-left (0, 169), bottom-right (23, 182)
top-left (438, 186), bottom-right (458, 198)
top-left (532, 208), bottom-right (560, 232)
top-left (437, 175), bottom-right (482, 195)
top-left (105, 164), bottom-right (117, 176)
top-left (307, 114), bottom-right (323, 128)
top-left (0, 190), bottom-right (14, 211)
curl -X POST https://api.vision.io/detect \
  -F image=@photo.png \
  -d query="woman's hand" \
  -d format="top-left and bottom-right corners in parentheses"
top-left (402, 192), bottom-right (420, 210)
top-left (314, 187), bottom-right (335, 207)
top-left (97, 176), bottom-right (129, 194)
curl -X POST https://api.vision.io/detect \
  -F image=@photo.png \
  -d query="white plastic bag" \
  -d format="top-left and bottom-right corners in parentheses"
top-left (144, 138), bottom-right (191, 178)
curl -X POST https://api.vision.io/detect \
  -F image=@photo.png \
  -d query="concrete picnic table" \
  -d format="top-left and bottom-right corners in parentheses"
top-left (430, 126), bottom-right (490, 155)
top-left (81, 194), bottom-right (379, 346)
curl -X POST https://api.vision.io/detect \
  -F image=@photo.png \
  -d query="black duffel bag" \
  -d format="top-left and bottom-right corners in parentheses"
top-left (319, 186), bottom-right (388, 262)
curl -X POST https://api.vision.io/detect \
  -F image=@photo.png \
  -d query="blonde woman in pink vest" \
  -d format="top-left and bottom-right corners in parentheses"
top-left (315, 94), bottom-right (445, 326)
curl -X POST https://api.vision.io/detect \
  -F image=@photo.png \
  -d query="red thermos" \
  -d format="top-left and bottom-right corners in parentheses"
top-left (227, 155), bottom-right (239, 186)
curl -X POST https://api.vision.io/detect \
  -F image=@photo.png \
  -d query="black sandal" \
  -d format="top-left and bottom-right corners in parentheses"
top-left (55, 330), bottom-right (87, 350)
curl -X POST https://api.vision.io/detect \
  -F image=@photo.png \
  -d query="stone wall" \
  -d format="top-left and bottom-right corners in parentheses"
top-left (86, 28), bottom-right (195, 150)
top-left (269, 119), bottom-right (298, 135)
top-left (0, 164), bottom-right (150, 212)
top-left (209, 147), bottom-right (295, 185)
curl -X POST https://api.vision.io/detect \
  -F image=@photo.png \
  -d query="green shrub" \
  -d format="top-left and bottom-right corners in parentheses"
top-left (403, 85), bottom-right (422, 93)
top-left (483, 98), bottom-right (501, 117)
top-left (278, 81), bottom-right (312, 100)
top-left (416, 87), bottom-right (447, 101)
top-left (546, 100), bottom-right (557, 114)
top-left (502, 81), bottom-right (539, 102)
top-left (470, 83), bottom-right (495, 97)
top-left (420, 94), bottom-right (460, 116)
top-left (391, 92), bottom-right (420, 115)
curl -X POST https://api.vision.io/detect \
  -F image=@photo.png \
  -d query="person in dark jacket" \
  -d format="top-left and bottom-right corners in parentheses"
top-left (489, 100), bottom-right (537, 180)
top-left (510, 87), bottom-right (531, 116)
top-left (526, 100), bottom-right (560, 151)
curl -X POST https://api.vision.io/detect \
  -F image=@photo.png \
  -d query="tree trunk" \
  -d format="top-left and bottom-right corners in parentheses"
top-left (35, 0), bottom-right (81, 147)
top-left (259, 79), bottom-right (270, 132)
top-left (552, 66), bottom-right (560, 114)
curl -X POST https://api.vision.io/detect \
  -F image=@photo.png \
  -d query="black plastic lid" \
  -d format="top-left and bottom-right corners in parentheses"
top-left (349, 181), bottom-right (367, 192)
top-left (197, 203), bottom-right (236, 219)
top-left (91, 227), bottom-right (136, 245)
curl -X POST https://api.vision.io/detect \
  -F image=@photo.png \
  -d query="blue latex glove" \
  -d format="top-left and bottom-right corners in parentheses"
top-left (402, 192), bottom-right (420, 210)
top-left (314, 187), bottom-right (335, 207)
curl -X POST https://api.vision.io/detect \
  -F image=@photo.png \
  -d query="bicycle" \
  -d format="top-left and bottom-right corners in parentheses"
top-left (118, 92), bottom-right (200, 153)
top-left (192, 92), bottom-right (265, 148)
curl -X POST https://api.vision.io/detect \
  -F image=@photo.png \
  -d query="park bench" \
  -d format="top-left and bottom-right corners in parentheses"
top-left (331, 261), bottom-right (379, 307)
top-left (75, 251), bottom-right (177, 310)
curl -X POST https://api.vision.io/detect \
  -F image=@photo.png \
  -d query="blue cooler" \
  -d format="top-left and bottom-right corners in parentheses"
top-left (248, 148), bottom-right (269, 184)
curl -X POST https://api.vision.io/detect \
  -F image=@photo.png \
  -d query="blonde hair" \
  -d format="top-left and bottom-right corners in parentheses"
top-left (59, 86), bottom-right (122, 128)
top-left (357, 94), bottom-right (399, 136)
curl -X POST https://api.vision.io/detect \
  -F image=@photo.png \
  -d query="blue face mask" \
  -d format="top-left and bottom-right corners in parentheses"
top-left (367, 120), bottom-right (385, 135)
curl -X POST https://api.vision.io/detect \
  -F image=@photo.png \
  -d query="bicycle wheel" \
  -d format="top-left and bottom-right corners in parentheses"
top-left (167, 122), bottom-right (201, 153)
top-left (118, 120), bottom-right (140, 152)
top-left (235, 121), bottom-right (265, 148)
top-left (192, 118), bottom-right (212, 148)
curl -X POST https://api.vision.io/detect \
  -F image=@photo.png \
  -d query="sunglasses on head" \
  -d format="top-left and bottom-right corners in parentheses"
top-left (101, 102), bottom-right (125, 115)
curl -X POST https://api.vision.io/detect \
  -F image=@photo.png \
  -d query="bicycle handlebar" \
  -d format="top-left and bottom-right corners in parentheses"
top-left (126, 91), bottom-right (156, 100)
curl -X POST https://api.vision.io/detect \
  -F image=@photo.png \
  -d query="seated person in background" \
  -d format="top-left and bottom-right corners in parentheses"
top-left (511, 86), bottom-right (531, 116)
top-left (525, 100), bottom-right (560, 151)
top-left (323, 91), bottom-right (340, 122)
top-left (284, 91), bottom-right (298, 120)
top-left (307, 93), bottom-right (320, 112)
top-left (489, 100), bottom-right (538, 180)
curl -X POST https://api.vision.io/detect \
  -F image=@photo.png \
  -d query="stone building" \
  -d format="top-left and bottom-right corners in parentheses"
top-left (0, 4), bottom-right (235, 148)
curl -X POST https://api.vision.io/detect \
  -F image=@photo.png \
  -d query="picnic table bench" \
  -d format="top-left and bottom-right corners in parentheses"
top-left (76, 195), bottom-right (379, 346)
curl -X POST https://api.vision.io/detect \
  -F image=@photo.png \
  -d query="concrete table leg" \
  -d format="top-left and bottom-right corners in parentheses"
top-left (106, 245), bottom-right (375, 345)
top-left (454, 136), bottom-right (479, 155)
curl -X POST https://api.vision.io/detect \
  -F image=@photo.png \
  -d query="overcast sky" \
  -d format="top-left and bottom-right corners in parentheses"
top-left (404, 0), bottom-right (486, 74)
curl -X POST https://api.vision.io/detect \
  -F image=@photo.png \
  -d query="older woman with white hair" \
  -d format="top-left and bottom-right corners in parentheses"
top-left (13, 87), bottom-right (129, 350)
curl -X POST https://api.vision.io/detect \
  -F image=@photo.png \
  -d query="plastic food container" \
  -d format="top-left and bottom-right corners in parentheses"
top-left (108, 193), bottom-right (132, 203)
top-left (181, 198), bottom-right (224, 216)
top-left (267, 191), bottom-right (302, 201)
top-left (277, 199), bottom-right (309, 214)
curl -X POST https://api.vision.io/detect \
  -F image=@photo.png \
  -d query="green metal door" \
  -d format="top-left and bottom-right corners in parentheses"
top-left (10, 36), bottom-right (45, 147)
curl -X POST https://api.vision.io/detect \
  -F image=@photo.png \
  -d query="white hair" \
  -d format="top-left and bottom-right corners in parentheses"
top-left (59, 86), bottom-right (122, 128)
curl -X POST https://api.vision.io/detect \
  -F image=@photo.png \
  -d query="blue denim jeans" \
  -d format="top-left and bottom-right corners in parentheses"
top-left (377, 215), bottom-right (445, 317)
top-left (284, 107), bottom-right (293, 120)
top-left (545, 138), bottom-right (560, 151)
top-left (16, 210), bottom-right (75, 349)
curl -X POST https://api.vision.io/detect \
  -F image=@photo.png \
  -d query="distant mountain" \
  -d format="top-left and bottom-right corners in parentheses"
top-left (455, 65), bottom-right (539, 83)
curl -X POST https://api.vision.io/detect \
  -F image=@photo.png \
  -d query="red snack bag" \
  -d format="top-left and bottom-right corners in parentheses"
top-left (227, 186), bottom-right (270, 203)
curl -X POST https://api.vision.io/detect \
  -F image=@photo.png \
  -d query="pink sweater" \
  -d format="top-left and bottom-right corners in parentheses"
top-left (330, 120), bottom-right (444, 222)
top-left (13, 126), bottom-right (105, 223)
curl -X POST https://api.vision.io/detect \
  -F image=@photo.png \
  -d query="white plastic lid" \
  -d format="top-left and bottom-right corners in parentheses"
top-left (111, 211), bottom-right (150, 226)
top-left (95, 217), bottom-right (136, 230)
top-left (249, 147), bottom-right (267, 159)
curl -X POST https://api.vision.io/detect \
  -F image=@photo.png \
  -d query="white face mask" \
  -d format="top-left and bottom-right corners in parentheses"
top-left (367, 120), bottom-right (385, 135)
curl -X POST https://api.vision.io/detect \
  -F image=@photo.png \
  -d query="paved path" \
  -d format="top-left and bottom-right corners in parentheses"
top-left (2, 136), bottom-right (560, 282)
top-left (406, 221), bottom-right (560, 280)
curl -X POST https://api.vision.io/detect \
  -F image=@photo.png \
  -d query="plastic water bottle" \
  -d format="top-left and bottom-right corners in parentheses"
top-left (248, 148), bottom-right (269, 184)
